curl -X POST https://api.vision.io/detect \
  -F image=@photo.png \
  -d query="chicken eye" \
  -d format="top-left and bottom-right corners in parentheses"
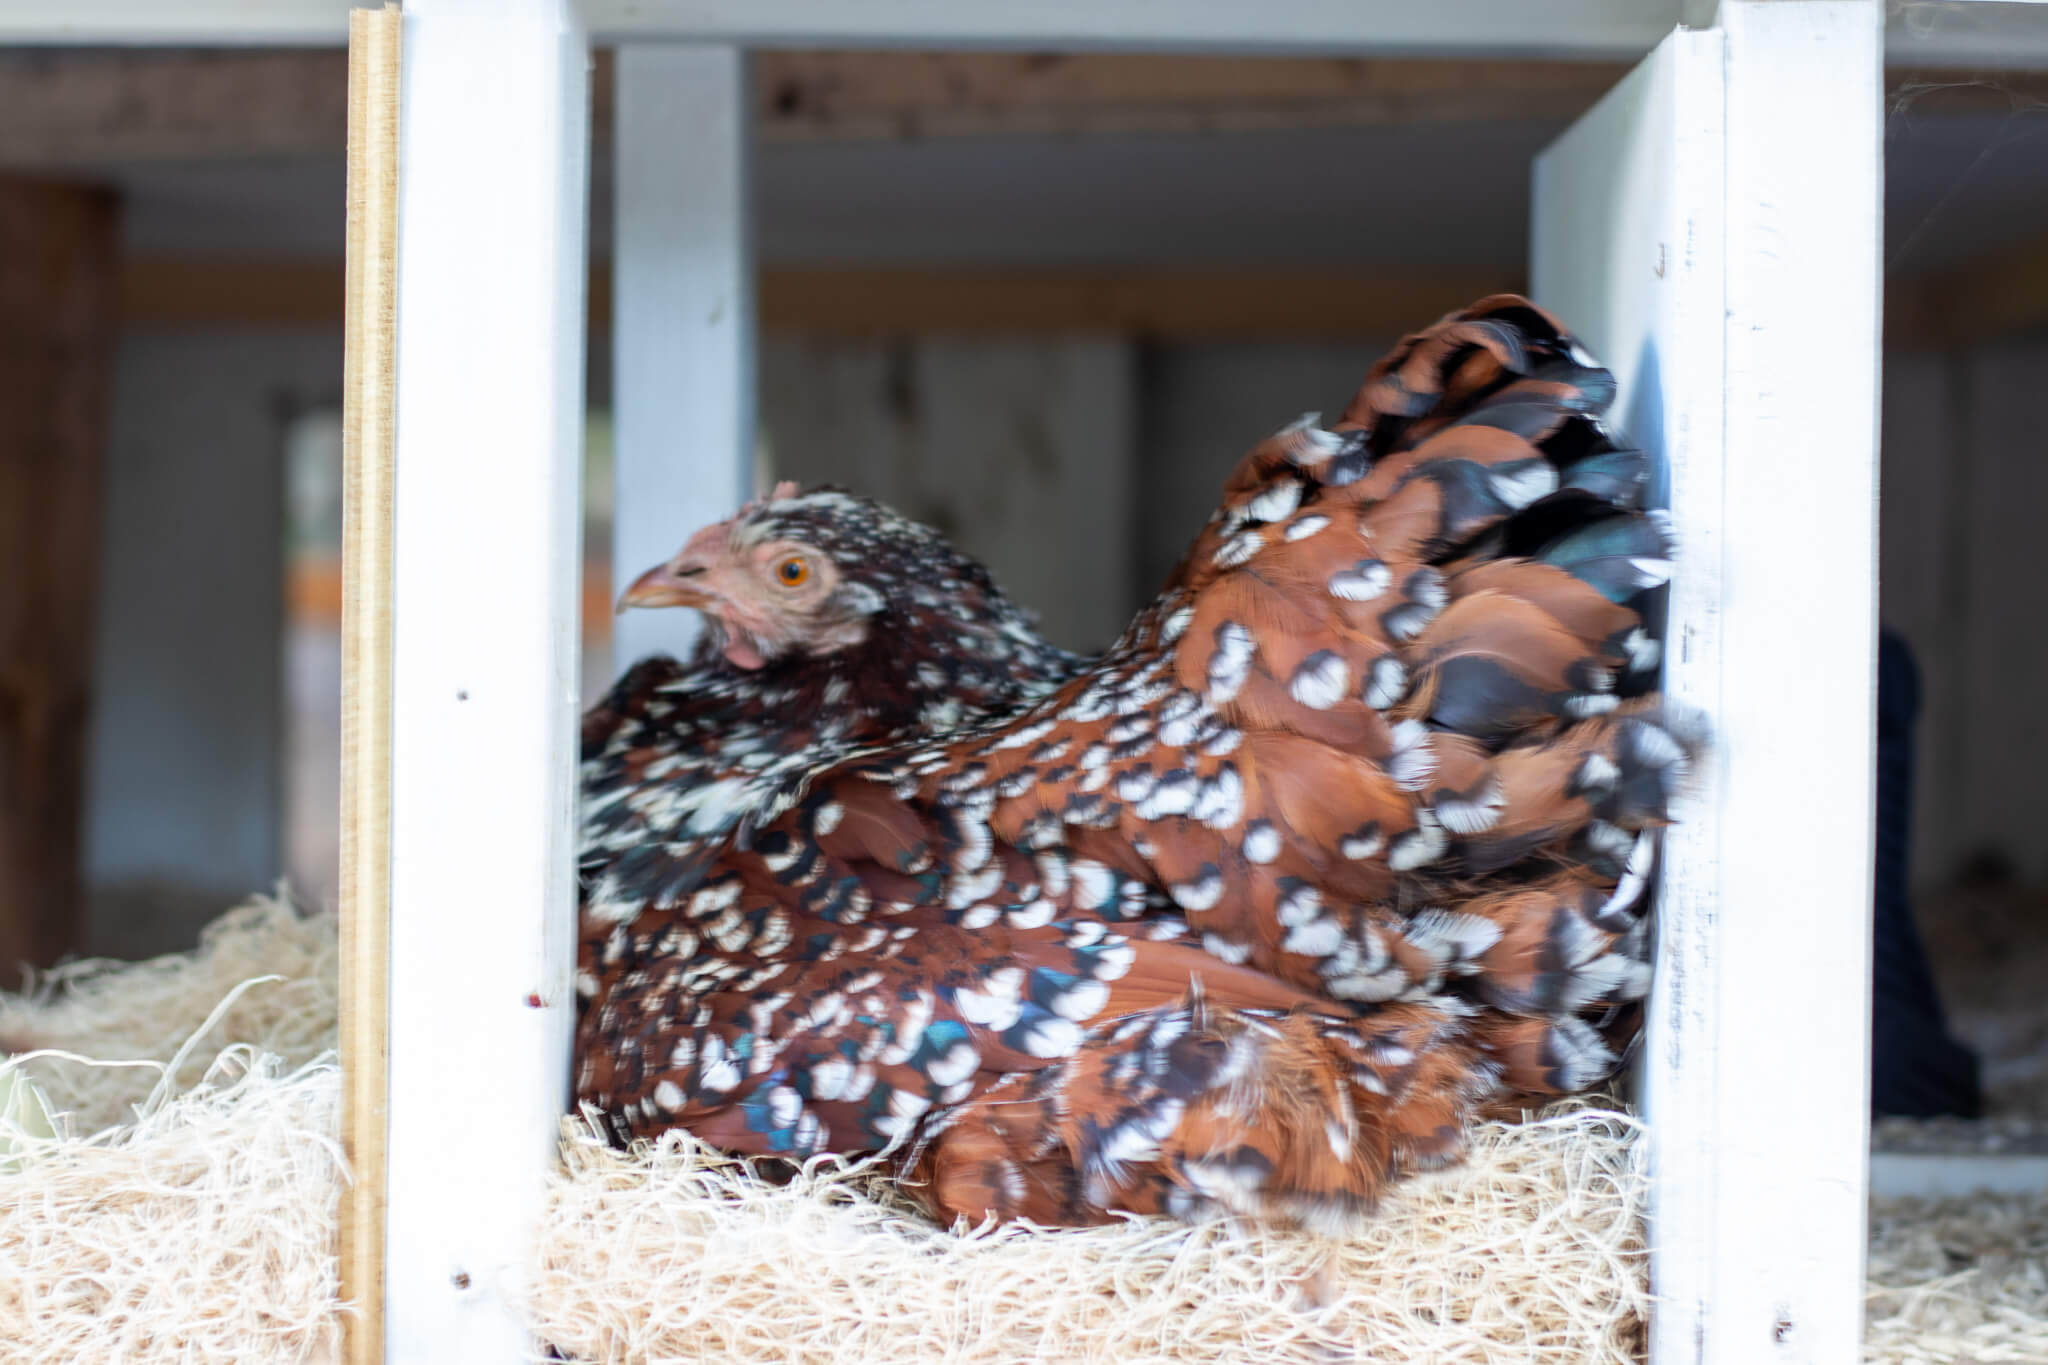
top-left (775, 556), bottom-right (810, 586)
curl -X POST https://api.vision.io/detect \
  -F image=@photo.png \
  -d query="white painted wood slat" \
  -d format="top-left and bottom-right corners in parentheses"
top-left (1707, 8), bottom-right (1881, 1359)
top-left (611, 44), bottom-right (756, 675)
top-left (1869, 1152), bottom-right (2048, 1199)
top-left (9, 0), bottom-right (2048, 63)
top-left (1535, 4), bottom-right (1882, 1362)
top-left (587, 0), bottom-right (1680, 55)
top-left (1533, 27), bottom-right (1731, 1359)
top-left (0, 0), bottom-right (1680, 54)
top-left (384, 1), bottom-right (590, 1359)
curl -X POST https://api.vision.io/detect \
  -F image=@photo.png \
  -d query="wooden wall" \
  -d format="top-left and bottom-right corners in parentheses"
top-left (83, 330), bottom-right (337, 957)
top-left (1882, 341), bottom-right (2048, 887)
top-left (761, 335), bottom-right (1138, 653)
top-left (0, 179), bottom-right (118, 979)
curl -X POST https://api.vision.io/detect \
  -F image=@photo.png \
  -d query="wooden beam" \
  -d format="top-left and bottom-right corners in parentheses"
top-left (751, 53), bottom-right (1626, 139)
top-left (0, 0), bottom-right (1684, 56)
top-left (382, 0), bottom-right (588, 1357)
top-left (1692, 3), bottom-right (1881, 1357)
top-left (757, 265), bottom-right (1529, 338)
top-left (132, 253), bottom-right (2048, 347)
top-left (0, 176), bottom-right (119, 983)
top-left (1890, 233), bottom-right (2048, 346)
top-left (612, 47), bottom-right (755, 673)
top-left (0, 50), bottom-right (1613, 163)
top-left (0, 49), bottom-right (349, 166)
top-left (9, 0), bottom-right (2048, 66)
top-left (119, 256), bottom-right (1529, 338)
top-left (585, 0), bottom-right (1683, 56)
top-left (2, 49), bottom-right (2039, 165)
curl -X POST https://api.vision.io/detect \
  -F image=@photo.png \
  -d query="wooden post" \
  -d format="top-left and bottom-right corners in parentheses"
top-left (0, 177), bottom-right (118, 983)
top-left (383, 1), bottom-right (590, 1360)
top-left (1532, 37), bottom-right (1730, 1359)
top-left (340, 7), bottom-right (400, 1364)
top-left (1535, 4), bottom-right (1882, 1362)
top-left (611, 44), bottom-right (755, 673)
top-left (1698, 7), bottom-right (1881, 1357)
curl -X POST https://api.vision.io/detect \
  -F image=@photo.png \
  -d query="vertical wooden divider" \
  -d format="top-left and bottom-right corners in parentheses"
top-left (340, 8), bottom-right (399, 1364)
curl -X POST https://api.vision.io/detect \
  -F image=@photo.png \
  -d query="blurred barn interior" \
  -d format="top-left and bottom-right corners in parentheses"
top-left (2, 46), bottom-right (2044, 1116)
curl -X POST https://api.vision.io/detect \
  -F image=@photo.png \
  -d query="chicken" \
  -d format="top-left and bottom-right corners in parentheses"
top-left (576, 295), bottom-right (1698, 1231)
top-left (579, 485), bottom-right (1491, 1230)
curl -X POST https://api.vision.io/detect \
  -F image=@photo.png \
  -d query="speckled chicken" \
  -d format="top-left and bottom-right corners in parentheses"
top-left (577, 295), bottom-right (1698, 1232)
top-left (578, 488), bottom-right (1485, 1231)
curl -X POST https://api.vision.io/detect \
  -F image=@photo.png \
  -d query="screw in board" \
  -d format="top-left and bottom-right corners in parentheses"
top-left (452, 1270), bottom-right (472, 1291)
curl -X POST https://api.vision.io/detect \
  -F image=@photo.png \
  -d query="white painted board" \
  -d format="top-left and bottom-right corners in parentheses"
top-left (1535, 29), bottom-right (1732, 1362)
top-left (1869, 1152), bottom-right (2048, 1199)
top-left (1534, 4), bottom-right (1882, 1362)
top-left (611, 44), bottom-right (756, 675)
top-left (1710, 6), bottom-right (1881, 1357)
top-left (9, 0), bottom-right (2048, 67)
top-left (584, 0), bottom-right (1681, 55)
top-left (0, 0), bottom-right (1679, 55)
top-left (384, 1), bottom-right (589, 1360)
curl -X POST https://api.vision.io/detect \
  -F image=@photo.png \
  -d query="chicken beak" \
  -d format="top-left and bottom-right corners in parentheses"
top-left (615, 560), bottom-right (711, 614)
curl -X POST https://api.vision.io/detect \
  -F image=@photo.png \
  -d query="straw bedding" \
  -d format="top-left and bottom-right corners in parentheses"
top-left (531, 1106), bottom-right (1648, 1365)
top-left (0, 897), bottom-right (345, 1365)
top-left (0, 894), bottom-right (2036, 1364)
top-left (1866, 1186), bottom-right (2048, 1365)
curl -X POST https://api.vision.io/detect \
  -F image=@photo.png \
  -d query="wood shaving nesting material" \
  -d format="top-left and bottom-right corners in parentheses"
top-left (0, 894), bottom-right (2035, 1364)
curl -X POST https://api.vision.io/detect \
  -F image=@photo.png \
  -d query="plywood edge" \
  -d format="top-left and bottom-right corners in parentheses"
top-left (339, 8), bottom-right (399, 1365)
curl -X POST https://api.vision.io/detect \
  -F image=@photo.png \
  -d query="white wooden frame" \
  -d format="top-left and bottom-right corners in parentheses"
top-left (611, 45), bottom-right (757, 672)
top-left (32, 0), bottom-right (1978, 1360)
top-left (9, 0), bottom-right (2048, 64)
top-left (1535, 7), bottom-right (1883, 1361)
top-left (382, 1), bottom-right (588, 1359)
top-left (1693, 11), bottom-right (1882, 1357)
